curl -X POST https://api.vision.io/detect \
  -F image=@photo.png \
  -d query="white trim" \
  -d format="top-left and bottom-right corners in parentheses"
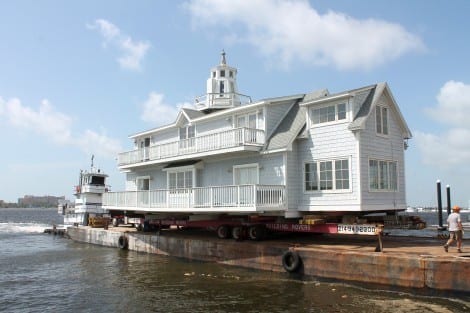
top-left (355, 132), bottom-right (362, 205)
top-left (300, 92), bottom-right (351, 106)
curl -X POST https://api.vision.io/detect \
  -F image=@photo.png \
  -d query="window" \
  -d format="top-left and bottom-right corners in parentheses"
top-left (212, 71), bottom-right (216, 78)
top-left (335, 159), bottom-right (350, 190)
top-left (376, 106), bottom-right (388, 135)
top-left (311, 103), bottom-right (347, 125)
top-left (220, 70), bottom-right (225, 77)
top-left (304, 158), bottom-right (350, 191)
top-left (168, 171), bottom-right (193, 189)
top-left (229, 71), bottom-right (233, 78)
top-left (369, 159), bottom-right (397, 191)
top-left (219, 81), bottom-right (225, 95)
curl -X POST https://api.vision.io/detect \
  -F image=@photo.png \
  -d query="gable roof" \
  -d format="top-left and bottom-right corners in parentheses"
top-left (348, 82), bottom-right (412, 139)
top-left (174, 108), bottom-right (207, 126)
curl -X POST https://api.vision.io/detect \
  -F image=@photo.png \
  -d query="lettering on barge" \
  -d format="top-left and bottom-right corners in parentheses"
top-left (337, 224), bottom-right (377, 235)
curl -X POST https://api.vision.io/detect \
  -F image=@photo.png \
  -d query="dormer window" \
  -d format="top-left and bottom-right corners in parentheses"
top-left (311, 103), bottom-right (347, 125)
top-left (376, 106), bottom-right (388, 135)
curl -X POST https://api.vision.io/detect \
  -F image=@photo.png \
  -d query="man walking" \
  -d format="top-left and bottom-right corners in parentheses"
top-left (444, 206), bottom-right (463, 253)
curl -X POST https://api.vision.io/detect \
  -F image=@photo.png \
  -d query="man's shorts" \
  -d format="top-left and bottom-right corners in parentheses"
top-left (450, 230), bottom-right (463, 240)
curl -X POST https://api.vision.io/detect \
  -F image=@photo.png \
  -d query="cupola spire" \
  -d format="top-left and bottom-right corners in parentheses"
top-left (220, 49), bottom-right (226, 65)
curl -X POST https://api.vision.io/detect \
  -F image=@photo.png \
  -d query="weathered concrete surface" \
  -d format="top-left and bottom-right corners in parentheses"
top-left (66, 226), bottom-right (470, 293)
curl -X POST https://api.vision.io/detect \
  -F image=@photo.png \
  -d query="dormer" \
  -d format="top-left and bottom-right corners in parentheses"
top-left (195, 50), bottom-right (251, 112)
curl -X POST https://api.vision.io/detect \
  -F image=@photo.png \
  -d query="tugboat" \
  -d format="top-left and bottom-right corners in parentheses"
top-left (58, 155), bottom-right (110, 226)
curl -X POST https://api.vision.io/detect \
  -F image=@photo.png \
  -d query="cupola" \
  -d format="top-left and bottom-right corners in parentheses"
top-left (195, 50), bottom-right (251, 112)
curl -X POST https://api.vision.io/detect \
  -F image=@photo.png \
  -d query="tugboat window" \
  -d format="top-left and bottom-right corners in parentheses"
top-left (91, 176), bottom-right (105, 185)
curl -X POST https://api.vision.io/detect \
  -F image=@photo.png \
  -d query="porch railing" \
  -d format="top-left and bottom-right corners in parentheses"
top-left (102, 184), bottom-right (285, 211)
top-left (118, 127), bottom-right (265, 166)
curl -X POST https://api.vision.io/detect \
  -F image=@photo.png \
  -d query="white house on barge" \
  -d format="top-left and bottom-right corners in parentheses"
top-left (103, 51), bottom-right (412, 223)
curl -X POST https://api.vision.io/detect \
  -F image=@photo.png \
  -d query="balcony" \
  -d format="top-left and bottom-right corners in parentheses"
top-left (102, 184), bottom-right (285, 213)
top-left (118, 127), bottom-right (265, 168)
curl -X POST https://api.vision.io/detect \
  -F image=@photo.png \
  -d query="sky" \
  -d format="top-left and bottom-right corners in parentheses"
top-left (1, 0), bottom-right (469, 208)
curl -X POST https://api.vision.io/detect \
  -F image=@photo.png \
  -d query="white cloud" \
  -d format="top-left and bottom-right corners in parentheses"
top-left (141, 91), bottom-right (191, 125)
top-left (184, 0), bottom-right (425, 70)
top-left (426, 80), bottom-right (470, 126)
top-left (2, 98), bottom-right (72, 144)
top-left (415, 80), bottom-right (470, 167)
top-left (87, 19), bottom-right (150, 71)
top-left (77, 129), bottom-right (123, 159)
top-left (415, 129), bottom-right (470, 166)
top-left (0, 97), bottom-right (122, 159)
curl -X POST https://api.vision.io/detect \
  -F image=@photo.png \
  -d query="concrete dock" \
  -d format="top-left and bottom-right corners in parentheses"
top-left (66, 226), bottom-right (470, 294)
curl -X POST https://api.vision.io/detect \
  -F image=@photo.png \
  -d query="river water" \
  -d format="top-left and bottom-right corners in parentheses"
top-left (0, 208), bottom-right (469, 313)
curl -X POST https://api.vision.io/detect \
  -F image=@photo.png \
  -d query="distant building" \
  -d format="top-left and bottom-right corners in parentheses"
top-left (18, 195), bottom-right (65, 208)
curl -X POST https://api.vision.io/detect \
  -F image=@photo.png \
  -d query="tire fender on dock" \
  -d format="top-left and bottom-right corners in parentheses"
top-left (282, 250), bottom-right (301, 273)
top-left (118, 235), bottom-right (128, 250)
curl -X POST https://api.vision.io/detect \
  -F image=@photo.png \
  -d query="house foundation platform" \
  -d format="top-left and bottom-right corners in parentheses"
top-left (66, 226), bottom-right (470, 294)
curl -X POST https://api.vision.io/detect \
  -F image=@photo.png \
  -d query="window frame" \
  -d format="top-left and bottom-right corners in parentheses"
top-left (310, 102), bottom-right (348, 127)
top-left (303, 157), bottom-right (351, 193)
top-left (375, 106), bottom-right (389, 136)
top-left (167, 169), bottom-right (194, 190)
top-left (368, 159), bottom-right (398, 192)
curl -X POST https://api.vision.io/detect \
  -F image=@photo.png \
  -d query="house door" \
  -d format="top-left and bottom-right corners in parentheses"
top-left (179, 125), bottom-right (196, 154)
top-left (168, 170), bottom-right (194, 208)
top-left (236, 113), bottom-right (258, 143)
top-left (141, 137), bottom-right (150, 160)
top-left (137, 177), bottom-right (150, 207)
top-left (233, 164), bottom-right (258, 206)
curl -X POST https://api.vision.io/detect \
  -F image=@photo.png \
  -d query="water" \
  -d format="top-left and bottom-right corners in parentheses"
top-left (389, 211), bottom-right (470, 238)
top-left (1, 208), bottom-right (469, 313)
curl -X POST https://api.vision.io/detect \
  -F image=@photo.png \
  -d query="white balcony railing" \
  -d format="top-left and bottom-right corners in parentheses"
top-left (194, 92), bottom-right (252, 110)
top-left (118, 127), bottom-right (265, 166)
top-left (102, 184), bottom-right (285, 212)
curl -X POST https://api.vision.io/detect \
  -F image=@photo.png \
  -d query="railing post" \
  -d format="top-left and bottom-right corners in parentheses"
top-left (210, 187), bottom-right (213, 208)
top-left (237, 185), bottom-right (240, 207)
top-left (254, 185), bottom-right (257, 207)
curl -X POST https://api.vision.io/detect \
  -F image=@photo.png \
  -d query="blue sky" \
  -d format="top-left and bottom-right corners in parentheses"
top-left (1, 0), bottom-right (469, 208)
